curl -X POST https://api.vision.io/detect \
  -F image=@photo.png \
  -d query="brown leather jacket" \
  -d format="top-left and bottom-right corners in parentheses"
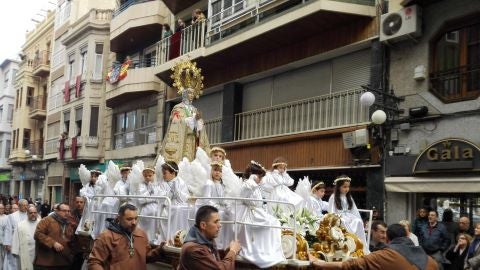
top-left (88, 225), bottom-right (165, 270)
top-left (34, 214), bottom-right (75, 267)
top-left (342, 248), bottom-right (438, 270)
top-left (178, 241), bottom-right (236, 270)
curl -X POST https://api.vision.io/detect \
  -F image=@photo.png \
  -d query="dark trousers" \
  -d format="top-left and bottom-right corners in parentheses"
top-left (34, 266), bottom-right (70, 270)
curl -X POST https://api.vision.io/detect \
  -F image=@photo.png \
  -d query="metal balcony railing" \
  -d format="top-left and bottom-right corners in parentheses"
top-left (45, 139), bottom-right (59, 154)
top-left (157, 20), bottom-right (207, 65)
top-left (430, 64), bottom-right (480, 102)
top-left (33, 50), bottom-right (51, 69)
top-left (204, 118), bottom-right (222, 145)
top-left (113, 125), bottom-right (156, 149)
top-left (234, 88), bottom-right (369, 141)
top-left (29, 95), bottom-right (46, 111)
top-left (48, 92), bottom-right (63, 111)
top-left (29, 140), bottom-right (44, 156)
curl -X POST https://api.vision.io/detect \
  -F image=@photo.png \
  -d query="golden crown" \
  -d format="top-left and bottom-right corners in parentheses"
top-left (171, 58), bottom-right (204, 98)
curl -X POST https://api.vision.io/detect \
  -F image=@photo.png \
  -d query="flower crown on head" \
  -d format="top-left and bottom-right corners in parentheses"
top-left (272, 162), bottom-right (287, 167)
top-left (210, 160), bottom-right (224, 167)
top-left (250, 160), bottom-right (266, 172)
top-left (333, 176), bottom-right (351, 185)
top-left (164, 162), bottom-right (179, 173)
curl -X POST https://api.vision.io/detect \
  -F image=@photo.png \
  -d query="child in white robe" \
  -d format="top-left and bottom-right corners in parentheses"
top-left (328, 175), bottom-right (369, 255)
top-left (158, 161), bottom-right (190, 243)
top-left (196, 161), bottom-right (234, 250)
top-left (236, 161), bottom-right (285, 268)
top-left (309, 181), bottom-right (329, 218)
top-left (136, 167), bottom-right (163, 244)
top-left (263, 157), bottom-right (303, 214)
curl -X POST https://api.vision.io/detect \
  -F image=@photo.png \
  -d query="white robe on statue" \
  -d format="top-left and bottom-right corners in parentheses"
top-left (159, 177), bottom-right (190, 243)
top-left (236, 176), bottom-right (285, 268)
top-left (3, 211), bottom-right (27, 270)
top-left (136, 181), bottom-right (163, 243)
top-left (328, 194), bottom-right (369, 255)
top-left (12, 219), bottom-right (39, 270)
top-left (0, 214), bottom-right (8, 267)
top-left (263, 170), bottom-right (303, 214)
top-left (196, 179), bottom-right (234, 250)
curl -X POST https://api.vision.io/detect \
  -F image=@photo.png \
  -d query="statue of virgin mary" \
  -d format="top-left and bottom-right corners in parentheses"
top-left (160, 59), bottom-right (211, 163)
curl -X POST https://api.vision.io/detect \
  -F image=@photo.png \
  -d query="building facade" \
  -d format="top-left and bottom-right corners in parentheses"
top-left (0, 59), bottom-right (19, 194)
top-left (9, 11), bottom-right (54, 200)
top-left (384, 0), bottom-right (480, 224)
top-left (142, 0), bottom-right (384, 214)
top-left (44, 0), bottom-right (116, 205)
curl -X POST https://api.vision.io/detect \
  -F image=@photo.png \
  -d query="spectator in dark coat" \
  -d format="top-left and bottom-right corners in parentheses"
top-left (419, 210), bottom-right (451, 270)
top-left (413, 206), bottom-right (429, 236)
top-left (446, 233), bottom-right (471, 270)
top-left (442, 209), bottom-right (459, 244)
top-left (40, 200), bottom-right (51, 218)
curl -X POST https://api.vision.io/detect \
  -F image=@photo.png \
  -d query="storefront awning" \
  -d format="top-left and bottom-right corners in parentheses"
top-left (0, 172), bottom-right (10, 182)
top-left (385, 176), bottom-right (480, 193)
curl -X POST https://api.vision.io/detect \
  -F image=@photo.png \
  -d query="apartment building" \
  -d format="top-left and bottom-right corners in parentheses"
top-left (9, 11), bottom-right (54, 200)
top-left (44, 0), bottom-right (116, 204)
top-left (0, 59), bottom-right (19, 194)
top-left (104, 0), bottom-right (171, 168)
top-left (108, 0), bottom-right (382, 213)
top-left (383, 0), bottom-right (480, 223)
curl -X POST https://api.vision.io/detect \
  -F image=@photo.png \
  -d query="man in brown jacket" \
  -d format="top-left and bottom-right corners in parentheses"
top-left (34, 202), bottom-right (75, 270)
top-left (88, 204), bottom-right (166, 270)
top-left (311, 223), bottom-right (438, 270)
top-left (178, 205), bottom-right (241, 270)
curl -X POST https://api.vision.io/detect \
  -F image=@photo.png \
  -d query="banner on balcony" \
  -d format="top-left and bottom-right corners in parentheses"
top-left (106, 58), bottom-right (132, 84)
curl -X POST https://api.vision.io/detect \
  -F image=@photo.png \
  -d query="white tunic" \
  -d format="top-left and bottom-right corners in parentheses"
top-left (328, 194), bottom-right (369, 255)
top-left (158, 177), bottom-right (190, 242)
top-left (136, 181), bottom-right (163, 243)
top-left (78, 180), bottom-right (107, 238)
top-left (236, 176), bottom-right (285, 268)
top-left (196, 179), bottom-right (234, 250)
top-left (263, 170), bottom-right (303, 214)
top-left (12, 219), bottom-right (39, 270)
top-left (309, 195), bottom-right (329, 218)
top-left (113, 178), bottom-right (130, 204)
top-left (0, 214), bottom-right (8, 267)
top-left (3, 211), bottom-right (27, 270)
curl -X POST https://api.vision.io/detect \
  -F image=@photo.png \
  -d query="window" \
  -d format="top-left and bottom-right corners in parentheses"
top-left (75, 107), bottom-right (82, 136)
top-left (67, 54), bottom-right (75, 82)
top-left (64, 111), bottom-right (70, 135)
top-left (93, 43), bottom-right (103, 80)
top-left (15, 89), bottom-right (21, 109)
top-left (430, 20), bottom-right (480, 102)
top-left (23, 129), bottom-right (31, 149)
top-left (7, 104), bottom-right (13, 122)
top-left (79, 46), bottom-right (88, 77)
top-left (143, 45), bottom-right (157, 67)
top-left (47, 122), bottom-right (60, 140)
top-left (0, 141), bottom-right (3, 159)
top-left (5, 140), bottom-right (10, 158)
top-left (89, 106), bottom-right (99, 136)
top-left (0, 106), bottom-right (3, 122)
top-left (15, 129), bottom-right (19, 149)
top-left (113, 105), bottom-right (157, 149)
top-left (12, 130), bottom-right (16, 150)
top-left (4, 70), bottom-right (9, 89)
top-left (11, 69), bottom-right (17, 82)
top-left (26, 87), bottom-right (34, 106)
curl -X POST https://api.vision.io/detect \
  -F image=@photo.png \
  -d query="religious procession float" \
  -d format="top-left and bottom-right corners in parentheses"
top-left (76, 59), bottom-right (372, 269)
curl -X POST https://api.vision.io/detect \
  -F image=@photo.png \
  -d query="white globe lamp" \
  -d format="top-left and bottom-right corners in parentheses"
top-left (371, 110), bottom-right (387, 125)
top-left (360, 91), bottom-right (375, 106)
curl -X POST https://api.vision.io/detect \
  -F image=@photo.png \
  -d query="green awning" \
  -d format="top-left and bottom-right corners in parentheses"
top-left (0, 172), bottom-right (10, 182)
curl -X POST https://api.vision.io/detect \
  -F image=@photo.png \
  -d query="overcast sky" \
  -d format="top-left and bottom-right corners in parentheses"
top-left (0, 0), bottom-right (56, 61)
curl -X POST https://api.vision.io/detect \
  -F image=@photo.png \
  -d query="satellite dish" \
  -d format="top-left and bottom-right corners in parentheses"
top-left (382, 13), bottom-right (403, 36)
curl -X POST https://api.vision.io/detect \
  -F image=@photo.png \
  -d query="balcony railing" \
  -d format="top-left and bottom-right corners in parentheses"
top-left (29, 140), bottom-right (44, 157)
top-left (33, 50), bottom-right (51, 70)
top-left (430, 64), bottom-right (480, 102)
top-left (29, 95), bottom-right (47, 111)
top-left (48, 92), bottom-right (63, 111)
top-left (204, 118), bottom-right (222, 145)
top-left (157, 20), bottom-right (207, 66)
top-left (234, 88), bottom-right (369, 141)
top-left (113, 0), bottom-right (154, 17)
top-left (45, 139), bottom-right (59, 154)
top-left (113, 126), bottom-right (156, 149)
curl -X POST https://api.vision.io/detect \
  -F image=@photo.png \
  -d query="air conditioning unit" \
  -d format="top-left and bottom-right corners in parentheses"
top-left (342, 129), bottom-right (369, 149)
top-left (380, 5), bottom-right (422, 43)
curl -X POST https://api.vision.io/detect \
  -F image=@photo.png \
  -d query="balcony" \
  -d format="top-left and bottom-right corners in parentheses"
top-left (58, 136), bottom-right (102, 162)
top-left (62, 9), bottom-right (112, 46)
top-left (110, 0), bottom-right (168, 52)
top-left (105, 58), bottom-right (163, 108)
top-left (29, 140), bottom-right (44, 158)
top-left (32, 50), bottom-right (51, 77)
top-left (29, 95), bottom-right (47, 120)
top-left (155, 0), bottom-right (377, 87)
